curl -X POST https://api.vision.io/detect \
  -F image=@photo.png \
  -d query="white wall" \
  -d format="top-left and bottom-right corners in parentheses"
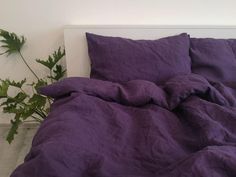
top-left (0, 0), bottom-right (236, 123)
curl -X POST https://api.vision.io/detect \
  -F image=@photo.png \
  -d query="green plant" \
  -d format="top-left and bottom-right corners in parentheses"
top-left (0, 29), bottom-right (66, 143)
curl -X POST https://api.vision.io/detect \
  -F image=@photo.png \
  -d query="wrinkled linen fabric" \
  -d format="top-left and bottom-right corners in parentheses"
top-left (11, 74), bottom-right (236, 177)
top-left (87, 33), bottom-right (191, 84)
top-left (190, 37), bottom-right (236, 83)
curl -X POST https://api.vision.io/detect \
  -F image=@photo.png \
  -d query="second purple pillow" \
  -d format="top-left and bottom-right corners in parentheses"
top-left (86, 33), bottom-right (191, 84)
top-left (190, 38), bottom-right (236, 83)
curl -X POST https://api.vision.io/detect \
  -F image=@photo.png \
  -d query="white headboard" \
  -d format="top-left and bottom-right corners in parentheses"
top-left (64, 25), bottom-right (236, 77)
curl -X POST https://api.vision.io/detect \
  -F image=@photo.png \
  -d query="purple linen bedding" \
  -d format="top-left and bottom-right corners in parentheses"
top-left (87, 33), bottom-right (191, 83)
top-left (190, 38), bottom-right (236, 83)
top-left (11, 74), bottom-right (236, 177)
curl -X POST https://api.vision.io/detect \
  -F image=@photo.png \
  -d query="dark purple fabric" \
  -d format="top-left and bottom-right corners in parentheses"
top-left (87, 33), bottom-right (191, 83)
top-left (190, 38), bottom-right (236, 83)
top-left (11, 75), bottom-right (236, 177)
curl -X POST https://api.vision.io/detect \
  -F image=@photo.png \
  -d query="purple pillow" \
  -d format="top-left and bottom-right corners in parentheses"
top-left (190, 38), bottom-right (236, 83)
top-left (86, 33), bottom-right (191, 83)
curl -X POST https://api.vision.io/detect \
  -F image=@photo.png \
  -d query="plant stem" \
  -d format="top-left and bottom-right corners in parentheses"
top-left (18, 51), bottom-right (40, 80)
top-left (50, 70), bottom-right (53, 83)
top-left (34, 109), bottom-right (47, 118)
top-left (0, 51), bottom-right (8, 55)
top-left (38, 108), bottom-right (47, 117)
top-left (20, 88), bottom-right (29, 96)
top-left (30, 116), bottom-right (43, 123)
top-left (5, 95), bottom-right (46, 119)
top-left (36, 107), bottom-right (47, 117)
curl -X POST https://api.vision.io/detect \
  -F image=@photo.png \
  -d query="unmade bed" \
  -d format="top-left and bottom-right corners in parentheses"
top-left (11, 26), bottom-right (236, 177)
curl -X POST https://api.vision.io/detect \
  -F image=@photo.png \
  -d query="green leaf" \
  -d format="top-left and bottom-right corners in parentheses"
top-left (6, 114), bottom-right (22, 144)
top-left (1, 92), bottom-right (27, 106)
top-left (34, 79), bottom-right (47, 91)
top-left (0, 80), bottom-right (9, 98)
top-left (29, 94), bottom-right (46, 109)
top-left (36, 47), bottom-right (65, 70)
top-left (48, 65), bottom-right (66, 81)
top-left (0, 29), bottom-right (26, 56)
top-left (1, 92), bottom-right (27, 116)
top-left (2, 103), bottom-right (18, 114)
top-left (13, 92), bottom-right (27, 103)
top-left (6, 78), bottom-right (26, 88)
top-left (20, 105), bottom-right (35, 120)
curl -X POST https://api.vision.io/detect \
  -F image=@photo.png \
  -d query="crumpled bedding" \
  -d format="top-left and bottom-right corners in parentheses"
top-left (11, 74), bottom-right (236, 177)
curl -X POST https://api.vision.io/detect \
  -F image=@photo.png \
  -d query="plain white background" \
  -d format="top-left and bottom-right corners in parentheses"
top-left (0, 0), bottom-right (236, 122)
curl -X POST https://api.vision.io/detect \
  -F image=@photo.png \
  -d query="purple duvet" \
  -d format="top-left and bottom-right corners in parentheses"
top-left (11, 74), bottom-right (236, 177)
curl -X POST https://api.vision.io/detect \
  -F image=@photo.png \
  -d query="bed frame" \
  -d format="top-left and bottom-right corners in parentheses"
top-left (64, 25), bottom-right (236, 77)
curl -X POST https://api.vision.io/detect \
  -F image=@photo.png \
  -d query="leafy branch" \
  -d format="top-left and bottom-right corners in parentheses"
top-left (0, 29), bottom-right (66, 143)
top-left (0, 29), bottom-right (25, 56)
top-left (36, 47), bottom-right (66, 82)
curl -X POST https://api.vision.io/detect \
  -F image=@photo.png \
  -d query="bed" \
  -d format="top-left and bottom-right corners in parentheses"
top-left (11, 25), bottom-right (236, 177)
